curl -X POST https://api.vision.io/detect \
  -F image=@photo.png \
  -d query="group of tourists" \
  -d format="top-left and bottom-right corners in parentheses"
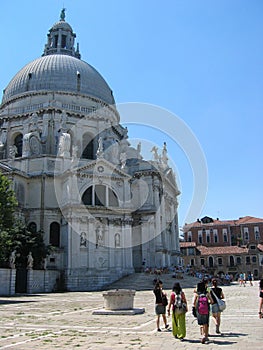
top-left (153, 278), bottom-right (225, 344)
top-left (238, 272), bottom-right (253, 286)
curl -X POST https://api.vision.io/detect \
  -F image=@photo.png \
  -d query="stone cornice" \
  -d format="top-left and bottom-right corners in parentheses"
top-left (0, 91), bottom-right (119, 120)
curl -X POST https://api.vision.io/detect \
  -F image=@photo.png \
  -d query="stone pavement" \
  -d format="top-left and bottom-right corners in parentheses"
top-left (0, 273), bottom-right (262, 349)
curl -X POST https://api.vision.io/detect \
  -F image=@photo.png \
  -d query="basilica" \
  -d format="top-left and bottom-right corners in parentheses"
top-left (0, 10), bottom-right (181, 291)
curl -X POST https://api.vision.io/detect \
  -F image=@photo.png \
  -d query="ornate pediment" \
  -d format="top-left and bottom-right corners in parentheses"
top-left (76, 158), bottom-right (131, 180)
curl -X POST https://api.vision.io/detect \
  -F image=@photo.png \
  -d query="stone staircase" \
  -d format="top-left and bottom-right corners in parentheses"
top-left (105, 272), bottom-right (199, 291)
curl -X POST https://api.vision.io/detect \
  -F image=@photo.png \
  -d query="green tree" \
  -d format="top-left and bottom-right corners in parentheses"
top-left (0, 173), bottom-right (18, 265)
top-left (10, 223), bottom-right (51, 269)
top-left (0, 173), bottom-right (51, 268)
top-left (0, 173), bottom-right (17, 231)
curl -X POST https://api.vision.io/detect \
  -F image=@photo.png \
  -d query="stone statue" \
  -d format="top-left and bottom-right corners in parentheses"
top-left (22, 133), bottom-right (42, 157)
top-left (29, 113), bottom-right (39, 132)
top-left (60, 8), bottom-right (66, 21)
top-left (120, 152), bottom-right (127, 169)
top-left (151, 146), bottom-right (159, 162)
top-left (9, 250), bottom-right (16, 269)
top-left (9, 145), bottom-right (17, 159)
top-left (80, 232), bottom-right (87, 247)
top-left (137, 142), bottom-right (141, 155)
top-left (41, 113), bottom-right (50, 140)
top-left (115, 233), bottom-right (120, 248)
top-left (72, 145), bottom-right (78, 159)
top-left (43, 257), bottom-right (47, 270)
top-left (29, 135), bottom-right (41, 155)
top-left (27, 251), bottom-right (34, 269)
top-left (0, 129), bottom-right (7, 151)
top-left (22, 134), bottom-right (30, 157)
top-left (96, 137), bottom-right (104, 158)
top-left (96, 226), bottom-right (104, 247)
top-left (58, 132), bottom-right (71, 157)
top-left (123, 127), bottom-right (128, 139)
top-left (161, 142), bottom-right (168, 167)
top-left (60, 111), bottom-right (68, 132)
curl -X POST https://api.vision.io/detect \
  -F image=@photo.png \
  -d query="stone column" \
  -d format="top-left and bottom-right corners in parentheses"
top-left (122, 220), bottom-right (133, 270)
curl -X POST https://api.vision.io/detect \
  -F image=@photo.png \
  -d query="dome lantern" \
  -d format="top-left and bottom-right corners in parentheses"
top-left (43, 8), bottom-right (81, 59)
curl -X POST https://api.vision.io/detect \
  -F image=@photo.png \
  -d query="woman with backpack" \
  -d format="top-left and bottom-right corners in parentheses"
top-left (193, 281), bottom-right (213, 344)
top-left (210, 278), bottom-right (225, 334)
top-left (167, 282), bottom-right (188, 340)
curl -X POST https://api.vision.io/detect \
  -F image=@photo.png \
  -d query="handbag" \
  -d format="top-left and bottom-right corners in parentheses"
top-left (211, 289), bottom-right (226, 311)
top-left (162, 293), bottom-right (168, 306)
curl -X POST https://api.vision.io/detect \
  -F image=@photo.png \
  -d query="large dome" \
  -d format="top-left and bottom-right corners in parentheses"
top-left (1, 54), bottom-right (115, 106)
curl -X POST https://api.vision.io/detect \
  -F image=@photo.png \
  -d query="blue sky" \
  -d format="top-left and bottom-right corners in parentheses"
top-left (1, 0), bottom-right (262, 227)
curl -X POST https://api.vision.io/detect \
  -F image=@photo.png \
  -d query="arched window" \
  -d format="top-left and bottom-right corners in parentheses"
top-left (198, 231), bottom-right (203, 244)
top-left (82, 185), bottom-right (119, 207)
top-left (236, 256), bottom-right (241, 265)
top-left (14, 133), bottom-right (23, 157)
top-left (244, 231), bottom-right (249, 241)
top-left (208, 256), bottom-right (214, 267)
top-left (229, 255), bottom-right (234, 266)
top-left (50, 222), bottom-right (60, 247)
top-left (214, 232), bottom-right (218, 243)
top-left (81, 133), bottom-right (95, 159)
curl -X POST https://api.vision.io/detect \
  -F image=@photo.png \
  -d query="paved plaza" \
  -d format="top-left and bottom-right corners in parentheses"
top-left (0, 273), bottom-right (262, 349)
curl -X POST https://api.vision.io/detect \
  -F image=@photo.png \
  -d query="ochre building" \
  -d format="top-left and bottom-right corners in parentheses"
top-left (181, 216), bottom-right (263, 279)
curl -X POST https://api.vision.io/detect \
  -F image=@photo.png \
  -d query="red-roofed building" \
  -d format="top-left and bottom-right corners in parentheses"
top-left (181, 216), bottom-right (263, 279)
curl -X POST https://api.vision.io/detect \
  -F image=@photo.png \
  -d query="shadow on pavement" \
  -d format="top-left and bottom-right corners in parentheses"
top-left (219, 332), bottom-right (248, 337)
top-left (0, 294), bottom-right (44, 305)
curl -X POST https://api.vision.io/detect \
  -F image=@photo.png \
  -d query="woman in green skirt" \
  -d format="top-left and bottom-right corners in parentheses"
top-left (167, 282), bottom-right (188, 340)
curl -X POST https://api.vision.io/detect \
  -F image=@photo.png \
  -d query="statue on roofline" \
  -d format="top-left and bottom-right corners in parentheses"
top-left (60, 8), bottom-right (66, 21)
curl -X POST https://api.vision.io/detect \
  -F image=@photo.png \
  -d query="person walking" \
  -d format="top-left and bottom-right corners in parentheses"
top-left (153, 280), bottom-right (169, 332)
top-left (239, 272), bottom-right (245, 286)
top-left (248, 273), bottom-right (253, 286)
top-left (210, 278), bottom-right (225, 334)
top-left (167, 282), bottom-right (188, 340)
top-left (258, 279), bottom-right (263, 319)
top-left (193, 281), bottom-right (213, 344)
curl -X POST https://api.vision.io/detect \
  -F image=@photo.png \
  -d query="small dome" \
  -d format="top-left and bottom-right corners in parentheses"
top-left (51, 20), bottom-right (73, 32)
top-left (2, 54), bottom-right (115, 105)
